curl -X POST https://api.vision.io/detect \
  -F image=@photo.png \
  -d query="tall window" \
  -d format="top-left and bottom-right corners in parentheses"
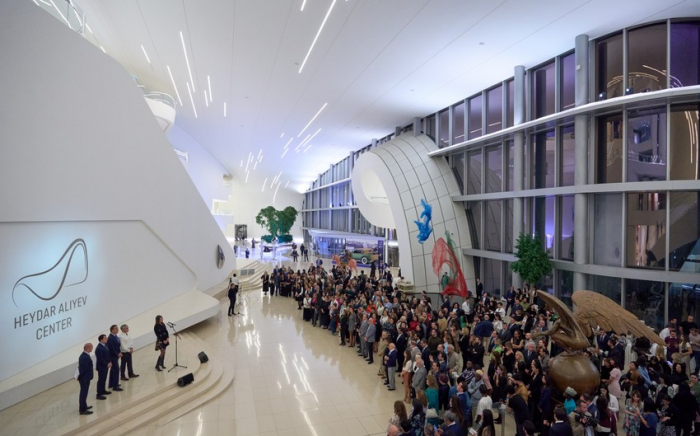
top-left (451, 153), bottom-right (465, 194)
top-left (670, 104), bottom-right (700, 180)
top-left (506, 80), bottom-right (515, 127)
top-left (452, 102), bottom-right (465, 144)
top-left (486, 85), bottom-right (503, 134)
top-left (596, 33), bottom-right (623, 99)
top-left (469, 95), bottom-right (483, 139)
top-left (485, 144), bottom-right (503, 193)
top-left (671, 22), bottom-right (700, 87)
top-left (669, 191), bottom-right (700, 271)
top-left (561, 53), bottom-right (576, 110)
top-left (561, 125), bottom-right (575, 186)
top-left (627, 107), bottom-right (667, 182)
top-left (596, 114), bottom-right (623, 183)
top-left (438, 109), bottom-right (450, 147)
top-left (532, 61), bottom-right (555, 118)
top-left (467, 149), bottom-right (482, 195)
top-left (484, 200), bottom-right (502, 251)
top-left (424, 114), bottom-right (436, 139)
top-left (531, 130), bottom-right (556, 189)
top-left (628, 24), bottom-right (667, 93)
top-left (560, 195), bottom-right (575, 260)
top-left (532, 196), bottom-right (555, 255)
top-left (626, 192), bottom-right (666, 270)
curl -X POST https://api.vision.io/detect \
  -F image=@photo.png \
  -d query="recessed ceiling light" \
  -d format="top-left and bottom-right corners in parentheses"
top-left (285, 181), bottom-right (290, 188)
top-left (245, 171), bottom-right (249, 183)
top-left (284, 138), bottom-right (293, 149)
top-left (297, 103), bottom-right (327, 137)
top-left (300, 0), bottom-right (306, 11)
top-left (140, 44), bottom-right (151, 64)
top-left (204, 90), bottom-right (209, 107)
top-left (180, 31), bottom-right (195, 92)
top-left (186, 82), bottom-right (198, 118)
top-left (280, 133), bottom-right (284, 138)
top-left (298, 0), bottom-right (337, 73)
top-left (262, 178), bottom-right (267, 192)
top-left (100, 45), bottom-right (106, 53)
top-left (224, 102), bottom-right (227, 117)
top-left (281, 148), bottom-right (289, 158)
top-left (207, 75), bottom-right (212, 102)
top-left (166, 65), bottom-right (183, 107)
top-left (240, 160), bottom-right (243, 167)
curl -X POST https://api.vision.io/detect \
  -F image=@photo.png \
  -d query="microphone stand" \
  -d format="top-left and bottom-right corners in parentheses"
top-left (167, 323), bottom-right (187, 372)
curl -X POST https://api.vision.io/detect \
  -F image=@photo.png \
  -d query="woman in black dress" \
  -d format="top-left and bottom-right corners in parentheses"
top-left (261, 272), bottom-right (270, 294)
top-left (154, 315), bottom-right (169, 371)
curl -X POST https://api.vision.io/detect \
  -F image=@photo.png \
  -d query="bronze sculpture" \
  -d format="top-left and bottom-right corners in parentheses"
top-left (534, 290), bottom-right (664, 397)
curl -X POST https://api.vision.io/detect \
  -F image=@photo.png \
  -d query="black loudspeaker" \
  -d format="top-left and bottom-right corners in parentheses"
top-left (198, 352), bottom-right (209, 363)
top-left (177, 373), bottom-right (194, 387)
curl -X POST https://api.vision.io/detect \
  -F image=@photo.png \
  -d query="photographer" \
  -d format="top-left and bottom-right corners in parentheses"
top-left (570, 398), bottom-right (599, 436)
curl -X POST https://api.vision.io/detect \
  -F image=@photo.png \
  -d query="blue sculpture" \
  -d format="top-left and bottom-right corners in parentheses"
top-left (414, 199), bottom-right (433, 244)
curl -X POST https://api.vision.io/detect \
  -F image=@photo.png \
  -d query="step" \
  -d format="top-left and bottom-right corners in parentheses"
top-left (47, 332), bottom-right (210, 436)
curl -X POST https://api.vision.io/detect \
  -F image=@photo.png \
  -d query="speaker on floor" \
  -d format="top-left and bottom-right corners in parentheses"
top-left (198, 351), bottom-right (209, 363)
top-left (177, 373), bottom-right (195, 387)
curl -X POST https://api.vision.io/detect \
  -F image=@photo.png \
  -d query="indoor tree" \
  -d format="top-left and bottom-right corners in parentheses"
top-left (255, 206), bottom-right (298, 243)
top-left (510, 232), bottom-right (553, 291)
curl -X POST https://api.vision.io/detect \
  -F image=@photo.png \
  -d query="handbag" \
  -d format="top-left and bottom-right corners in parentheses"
top-left (426, 408), bottom-right (438, 419)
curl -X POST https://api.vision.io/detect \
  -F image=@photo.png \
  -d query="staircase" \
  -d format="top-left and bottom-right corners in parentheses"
top-left (47, 332), bottom-right (233, 436)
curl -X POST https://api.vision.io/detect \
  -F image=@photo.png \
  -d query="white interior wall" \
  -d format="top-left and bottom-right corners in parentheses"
top-left (227, 178), bottom-right (304, 239)
top-left (0, 0), bottom-right (234, 387)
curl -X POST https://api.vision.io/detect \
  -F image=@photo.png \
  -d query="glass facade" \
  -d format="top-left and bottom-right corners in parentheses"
top-left (305, 18), bottom-right (700, 331)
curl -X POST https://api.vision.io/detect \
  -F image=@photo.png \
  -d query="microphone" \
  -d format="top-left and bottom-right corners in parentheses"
top-left (167, 322), bottom-right (176, 327)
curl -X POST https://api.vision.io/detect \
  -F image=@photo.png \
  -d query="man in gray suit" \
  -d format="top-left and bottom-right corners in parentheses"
top-left (365, 318), bottom-right (376, 364)
top-left (411, 356), bottom-right (427, 398)
top-left (358, 314), bottom-right (369, 358)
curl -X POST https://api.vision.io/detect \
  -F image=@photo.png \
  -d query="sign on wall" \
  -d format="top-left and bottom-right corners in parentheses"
top-left (0, 221), bottom-right (196, 382)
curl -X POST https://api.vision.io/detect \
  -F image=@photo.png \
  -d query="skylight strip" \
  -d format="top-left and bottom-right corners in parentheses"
top-left (298, 0), bottom-right (336, 73)
top-left (224, 102), bottom-right (227, 117)
top-left (180, 31), bottom-right (195, 92)
top-left (281, 148), bottom-right (290, 158)
top-left (297, 103), bottom-right (327, 137)
top-left (140, 45), bottom-right (151, 64)
top-left (262, 178), bottom-right (268, 192)
top-left (186, 82), bottom-right (198, 118)
top-left (207, 76), bottom-right (212, 102)
top-left (284, 138), bottom-right (293, 149)
top-left (300, 0), bottom-right (307, 11)
top-left (166, 66), bottom-right (183, 106)
top-left (204, 90), bottom-right (209, 107)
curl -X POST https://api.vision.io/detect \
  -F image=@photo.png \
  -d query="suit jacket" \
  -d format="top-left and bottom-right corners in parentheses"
top-left (365, 323), bottom-right (376, 343)
top-left (386, 349), bottom-right (397, 368)
top-left (107, 333), bottom-right (121, 359)
top-left (95, 343), bottom-right (110, 371)
top-left (524, 350), bottom-right (537, 366)
top-left (441, 422), bottom-right (462, 436)
top-left (412, 366), bottom-right (427, 390)
top-left (78, 351), bottom-right (94, 382)
top-left (421, 346), bottom-right (430, 365)
top-left (508, 394), bottom-right (530, 423)
top-left (549, 421), bottom-right (573, 436)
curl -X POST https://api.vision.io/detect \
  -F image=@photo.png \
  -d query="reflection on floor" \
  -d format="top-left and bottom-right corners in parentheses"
top-left (1, 260), bottom-right (519, 436)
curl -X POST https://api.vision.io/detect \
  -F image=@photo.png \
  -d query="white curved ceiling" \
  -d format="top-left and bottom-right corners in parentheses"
top-left (60, 0), bottom-right (696, 195)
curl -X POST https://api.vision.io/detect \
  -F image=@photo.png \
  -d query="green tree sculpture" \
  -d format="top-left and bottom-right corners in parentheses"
top-left (255, 206), bottom-right (298, 242)
top-left (510, 233), bottom-right (553, 289)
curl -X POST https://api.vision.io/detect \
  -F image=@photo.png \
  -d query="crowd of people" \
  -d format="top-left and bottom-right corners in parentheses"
top-left (268, 260), bottom-right (700, 436)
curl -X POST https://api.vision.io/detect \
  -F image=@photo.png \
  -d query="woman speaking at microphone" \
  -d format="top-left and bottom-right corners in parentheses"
top-left (154, 315), bottom-right (169, 371)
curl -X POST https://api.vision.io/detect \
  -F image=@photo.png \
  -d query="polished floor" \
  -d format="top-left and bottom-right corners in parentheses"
top-left (1, 259), bottom-right (520, 436)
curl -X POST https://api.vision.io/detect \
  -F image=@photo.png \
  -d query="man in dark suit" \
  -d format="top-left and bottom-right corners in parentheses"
top-left (524, 342), bottom-right (538, 367)
top-left (420, 338), bottom-right (430, 366)
top-left (507, 384), bottom-right (531, 436)
top-left (107, 325), bottom-right (123, 391)
top-left (475, 278), bottom-right (484, 300)
top-left (440, 411), bottom-right (462, 435)
top-left (396, 328), bottom-right (407, 372)
top-left (385, 343), bottom-right (398, 390)
top-left (95, 334), bottom-right (111, 399)
top-left (549, 408), bottom-right (573, 436)
top-left (77, 343), bottom-right (94, 414)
